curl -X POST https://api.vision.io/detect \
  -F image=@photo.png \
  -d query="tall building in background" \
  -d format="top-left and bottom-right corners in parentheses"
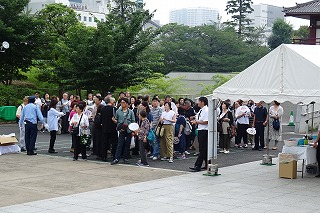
top-left (248, 4), bottom-right (284, 30)
top-left (27, 0), bottom-right (159, 28)
top-left (246, 4), bottom-right (284, 44)
top-left (27, 0), bottom-right (112, 27)
top-left (169, 7), bottom-right (219, 27)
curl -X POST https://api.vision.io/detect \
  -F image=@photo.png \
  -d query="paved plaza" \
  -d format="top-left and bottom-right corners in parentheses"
top-left (1, 124), bottom-right (320, 212)
top-left (1, 156), bottom-right (320, 213)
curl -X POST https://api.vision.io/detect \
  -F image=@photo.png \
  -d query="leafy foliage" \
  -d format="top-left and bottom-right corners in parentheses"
top-left (147, 24), bottom-right (269, 74)
top-left (199, 74), bottom-right (234, 95)
top-left (225, 0), bottom-right (253, 37)
top-left (267, 19), bottom-right (293, 49)
top-left (34, 3), bottom-right (81, 94)
top-left (0, 84), bottom-right (36, 106)
top-left (55, 0), bottom-right (160, 94)
top-left (0, 0), bottom-right (44, 85)
top-left (293, 25), bottom-right (309, 39)
top-left (125, 73), bottom-right (186, 98)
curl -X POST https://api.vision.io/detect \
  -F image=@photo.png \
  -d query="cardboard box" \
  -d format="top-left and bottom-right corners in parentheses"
top-left (0, 137), bottom-right (18, 145)
top-left (279, 161), bottom-right (297, 179)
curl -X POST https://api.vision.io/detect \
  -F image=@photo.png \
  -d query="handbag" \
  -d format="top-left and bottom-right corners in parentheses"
top-left (147, 129), bottom-right (156, 142)
top-left (117, 111), bottom-right (130, 131)
top-left (71, 114), bottom-right (83, 136)
top-left (155, 123), bottom-right (165, 137)
top-left (272, 118), bottom-right (280, 130)
top-left (217, 112), bottom-right (226, 133)
top-left (227, 127), bottom-right (233, 138)
top-left (173, 136), bottom-right (180, 145)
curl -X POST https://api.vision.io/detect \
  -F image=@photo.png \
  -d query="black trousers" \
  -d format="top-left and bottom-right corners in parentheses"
top-left (236, 123), bottom-right (249, 145)
top-left (100, 132), bottom-right (118, 160)
top-left (73, 135), bottom-right (87, 160)
top-left (195, 130), bottom-right (208, 168)
top-left (61, 112), bottom-right (70, 134)
top-left (138, 140), bottom-right (148, 165)
top-left (49, 130), bottom-right (57, 151)
top-left (254, 123), bottom-right (265, 149)
top-left (25, 121), bottom-right (38, 152)
top-left (115, 131), bottom-right (131, 160)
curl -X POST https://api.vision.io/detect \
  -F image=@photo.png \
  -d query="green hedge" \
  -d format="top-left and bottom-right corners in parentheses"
top-left (0, 84), bottom-right (36, 106)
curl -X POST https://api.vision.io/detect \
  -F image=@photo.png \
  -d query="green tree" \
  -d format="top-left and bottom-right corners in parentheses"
top-left (0, 0), bottom-right (43, 85)
top-left (225, 0), bottom-right (253, 37)
top-left (199, 74), bottom-right (234, 96)
top-left (125, 73), bottom-right (186, 97)
top-left (267, 19), bottom-right (293, 49)
top-left (148, 24), bottom-right (269, 74)
top-left (34, 3), bottom-right (80, 94)
top-left (293, 25), bottom-right (309, 39)
top-left (56, 0), bottom-right (160, 94)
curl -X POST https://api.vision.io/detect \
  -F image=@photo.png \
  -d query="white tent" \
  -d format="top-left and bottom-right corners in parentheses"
top-left (212, 44), bottom-right (320, 104)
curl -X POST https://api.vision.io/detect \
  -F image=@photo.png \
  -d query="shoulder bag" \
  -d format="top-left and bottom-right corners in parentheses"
top-left (116, 111), bottom-right (130, 131)
top-left (71, 114), bottom-right (83, 136)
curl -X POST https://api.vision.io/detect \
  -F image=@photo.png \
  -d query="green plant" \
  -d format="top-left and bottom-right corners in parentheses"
top-left (0, 84), bottom-right (36, 106)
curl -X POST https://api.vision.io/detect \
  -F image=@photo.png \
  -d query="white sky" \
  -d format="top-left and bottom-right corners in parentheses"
top-left (144, 0), bottom-right (310, 29)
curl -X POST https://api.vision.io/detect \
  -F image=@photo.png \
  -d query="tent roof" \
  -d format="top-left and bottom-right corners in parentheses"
top-left (212, 44), bottom-right (320, 104)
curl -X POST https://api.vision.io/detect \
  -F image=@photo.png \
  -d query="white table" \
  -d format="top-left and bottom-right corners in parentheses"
top-left (281, 145), bottom-right (317, 178)
top-left (0, 144), bottom-right (20, 155)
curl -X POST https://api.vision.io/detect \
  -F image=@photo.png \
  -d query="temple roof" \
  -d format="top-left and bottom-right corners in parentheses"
top-left (284, 0), bottom-right (320, 19)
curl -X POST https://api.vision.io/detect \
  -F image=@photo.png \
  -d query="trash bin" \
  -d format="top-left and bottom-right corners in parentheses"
top-left (0, 106), bottom-right (17, 121)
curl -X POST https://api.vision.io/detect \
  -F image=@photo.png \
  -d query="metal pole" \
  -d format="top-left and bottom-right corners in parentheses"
top-left (311, 102), bottom-right (315, 137)
top-left (204, 98), bottom-right (220, 176)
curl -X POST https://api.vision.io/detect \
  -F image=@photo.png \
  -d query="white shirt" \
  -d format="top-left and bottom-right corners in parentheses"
top-left (35, 98), bottom-right (42, 109)
top-left (16, 103), bottom-right (26, 117)
top-left (171, 102), bottom-right (178, 115)
top-left (70, 113), bottom-right (90, 136)
top-left (235, 105), bottom-right (250, 124)
top-left (197, 105), bottom-right (208, 130)
top-left (161, 110), bottom-right (175, 125)
top-left (47, 108), bottom-right (64, 131)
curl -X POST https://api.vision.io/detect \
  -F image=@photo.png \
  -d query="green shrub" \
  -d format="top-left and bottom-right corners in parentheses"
top-left (0, 84), bottom-right (36, 106)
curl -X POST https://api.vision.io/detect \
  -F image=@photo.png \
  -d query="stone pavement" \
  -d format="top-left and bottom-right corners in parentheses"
top-left (0, 153), bottom-right (185, 208)
top-left (0, 124), bottom-right (301, 171)
top-left (1, 157), bottom-right (320, 213)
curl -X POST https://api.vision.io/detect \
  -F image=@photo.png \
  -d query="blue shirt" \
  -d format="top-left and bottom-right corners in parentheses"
top-left (19, 103), bottom-right (46, 127)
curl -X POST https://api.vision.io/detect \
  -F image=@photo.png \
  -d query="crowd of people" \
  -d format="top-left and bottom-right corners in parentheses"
top-left (16, 91), bottom-right (285, 170)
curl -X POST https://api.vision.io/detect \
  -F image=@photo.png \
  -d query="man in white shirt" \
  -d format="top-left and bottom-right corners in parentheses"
top-left (34, 92), bottom-right (42, 109)
top-left (189, 97), bottom-right (209, 172)
top-left (235, 101), bottom-right (251, 148)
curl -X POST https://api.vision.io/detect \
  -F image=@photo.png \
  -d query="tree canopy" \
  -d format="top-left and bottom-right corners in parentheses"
top-left (267, 19), bottom-right (293, 49)
top-left (53, 0), bottom-right (160, 94)
top-left (147, 23), bottom-right (269, 74)
top-left (0, 0), bottom-right (44, 85)
top-left (225, 0), bottom-right (253, 37)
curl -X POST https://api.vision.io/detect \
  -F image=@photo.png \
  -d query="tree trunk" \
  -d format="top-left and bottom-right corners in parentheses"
top-left (238, 0), bottom-right (243, 37)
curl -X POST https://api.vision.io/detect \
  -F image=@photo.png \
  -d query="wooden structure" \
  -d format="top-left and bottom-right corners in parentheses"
top-left (284, 0), bottom-right (320, 44)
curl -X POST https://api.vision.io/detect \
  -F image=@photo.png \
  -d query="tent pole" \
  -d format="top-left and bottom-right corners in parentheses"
top-left (204, 98), bottom-right (221, 176)
top-left (261, 102), bottom-right (275, 165)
